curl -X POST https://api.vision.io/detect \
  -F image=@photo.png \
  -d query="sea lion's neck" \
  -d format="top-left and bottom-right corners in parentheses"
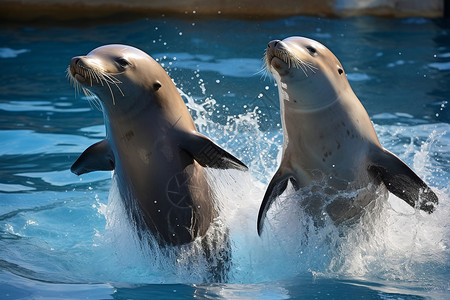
top-left (100, 93), bottom-right (153, 121)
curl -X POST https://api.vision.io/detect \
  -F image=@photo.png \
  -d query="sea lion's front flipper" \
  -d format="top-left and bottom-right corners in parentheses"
top-left (71, 139), bottom-right (115, 175)
top-left (257, 168), bottom-right (299, 235)
top-left (179, 132), bottom-right (248, 171)
top-left (368, 148), bottom-right (438, 213)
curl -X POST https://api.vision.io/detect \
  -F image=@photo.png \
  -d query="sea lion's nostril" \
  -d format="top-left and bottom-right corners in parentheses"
top-left (268, 40), bottom-right (280, 49)
top-left (71, 57), bottom-right (81, 66)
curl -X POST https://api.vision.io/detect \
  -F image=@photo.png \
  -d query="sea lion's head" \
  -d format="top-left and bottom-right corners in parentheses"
top-left (68, 44), bottom-right (177, 114)
top-left (265, 36), bottom-right (351, 111)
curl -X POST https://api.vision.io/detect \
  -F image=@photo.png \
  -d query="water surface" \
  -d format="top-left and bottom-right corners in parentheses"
top-left (1, 16), bottom-right (449, 299)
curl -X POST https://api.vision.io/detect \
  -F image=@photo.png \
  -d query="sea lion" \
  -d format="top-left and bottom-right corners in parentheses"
top-left (67, 44), bottom-right (247, 245)
top-left (257, 37), bottom-right (438, 234)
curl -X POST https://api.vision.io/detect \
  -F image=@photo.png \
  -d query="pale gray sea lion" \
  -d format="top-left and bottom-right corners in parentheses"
top-left (67, 44), bottom-right (247, 246)
top-left (258, 37), bottom-right (438, 234)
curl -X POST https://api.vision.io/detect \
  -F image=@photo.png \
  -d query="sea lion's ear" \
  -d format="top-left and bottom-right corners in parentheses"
top-left (71, 139), bottom-right (115, 175)
top-left (368, 148), bottom-right (438, 213)
top-left (153, 81), bottom-right (162, 91)
top-left (177, 131), bottom-right (248, 171)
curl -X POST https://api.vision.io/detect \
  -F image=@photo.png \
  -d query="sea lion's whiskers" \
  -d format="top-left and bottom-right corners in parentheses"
top-left (67, 66), bottom-right (103, 111)
top-left (302, 60), bottom-right (318, 73)
top-left (103, 73), bottom-right (125, 97)
top-left (88, 69), bottom-right (93, 86)
top-left (67, 67), bottom-right (82, 98)
top-left (82, 87), bottom-right (102, 111)
top-left (96, 73), bottom-right (123, 106)
top-left (294, 59), bottom-right (308, 76)
top-left (103, 77), bottom-right (116, 105)
top-left (259, 52), bottom-right (272, 80)
top-left (83, 66), bottom-right (125, 105)
top-left (89, 69), bottom-right (102, 85)
top-left (86, 71), bottom-right (125, 105)
top-left (286, 53), bottom-right (311, 77)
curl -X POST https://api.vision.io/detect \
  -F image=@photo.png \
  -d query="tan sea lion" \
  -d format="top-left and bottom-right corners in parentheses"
top-left (67, 44), bottom-right (247, 245)
top-left (258, 37), bottom-right (438, 234)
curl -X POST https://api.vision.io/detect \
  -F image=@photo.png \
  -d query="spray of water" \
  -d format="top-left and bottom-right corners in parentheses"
top-left (98, 88), bottom-right (449, 289)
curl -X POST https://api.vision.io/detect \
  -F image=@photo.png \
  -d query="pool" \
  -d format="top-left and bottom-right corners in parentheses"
top-left (0, 16), bottom-right (449, 299)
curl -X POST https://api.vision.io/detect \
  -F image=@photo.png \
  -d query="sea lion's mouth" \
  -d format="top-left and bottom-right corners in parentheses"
top-left (74, 73), bottom-right (85, 82)
top-left (265, 41), bottom-right (294, 70)
top-left (270, 56), bottom-right (286, 71)
top-left (69, 61), bottom-right (91, 85)
top-left (265, 49), bottom-right (292, 77)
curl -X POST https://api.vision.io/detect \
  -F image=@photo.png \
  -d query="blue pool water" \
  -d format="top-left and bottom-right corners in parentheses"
top-left (1, 16), bottom-right (449, 299)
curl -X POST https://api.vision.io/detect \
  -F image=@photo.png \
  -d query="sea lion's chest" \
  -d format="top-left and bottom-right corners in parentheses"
top-left (282, 102), bottom-right (374, 183)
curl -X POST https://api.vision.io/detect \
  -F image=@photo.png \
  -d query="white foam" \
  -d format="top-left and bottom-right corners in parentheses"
top-left (96, 92), bottom-right (449, 287)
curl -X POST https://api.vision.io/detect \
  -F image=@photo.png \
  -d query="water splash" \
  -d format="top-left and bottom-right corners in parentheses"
top-left (94, 92), bottom-right (449, 289)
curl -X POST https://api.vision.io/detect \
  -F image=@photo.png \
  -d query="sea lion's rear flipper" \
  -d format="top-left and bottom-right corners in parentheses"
top-left (71, 139), bottom-right (115, 175)
top-left (179, 132), bottom-right (248, 171)
top-left (257, 168), bottom-right (299, 235)
top-left (368, 148), bottom-right (438, 213)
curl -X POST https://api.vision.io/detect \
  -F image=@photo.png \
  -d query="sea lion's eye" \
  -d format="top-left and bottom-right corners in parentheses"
top-left (116, 57), bottom-right (130, 67)
top-left (306, 46), bottom-right (317, 56)
top-left (338, 68), bottom-right (344, 75)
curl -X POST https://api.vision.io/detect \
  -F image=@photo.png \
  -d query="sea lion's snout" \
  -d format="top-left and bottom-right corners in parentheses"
top-left (266, 39), bottom-right (284, 61)
top-left (266, 40), bottom-right (290, 76)
top-left (69, 56), bottom-right (88, 82)
top-left (71, 56), bottom-right (81, 66)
